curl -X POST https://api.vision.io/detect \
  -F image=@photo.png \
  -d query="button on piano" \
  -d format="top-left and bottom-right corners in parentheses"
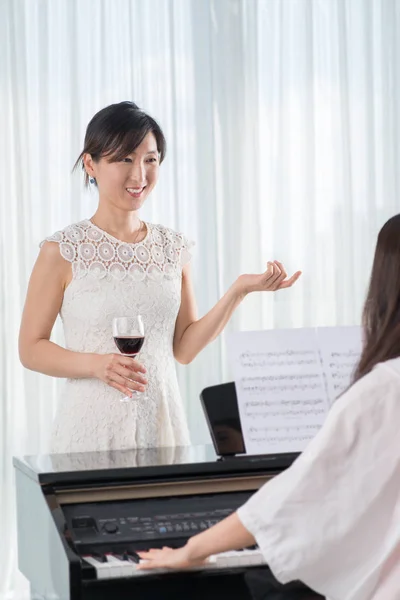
top-left (13, 445), bottom-right (322, 600)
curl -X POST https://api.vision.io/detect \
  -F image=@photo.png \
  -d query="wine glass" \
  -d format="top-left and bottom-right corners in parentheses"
top-left (112, 316), bottom-right (146, 402)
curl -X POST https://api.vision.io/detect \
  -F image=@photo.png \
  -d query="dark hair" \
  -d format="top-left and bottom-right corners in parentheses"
top-left (353, 214), bottom-right (400, 382)
top-left (73, 101), bottom-right (167, 187)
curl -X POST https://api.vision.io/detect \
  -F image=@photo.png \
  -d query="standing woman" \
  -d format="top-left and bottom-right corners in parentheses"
top-left (19, 101), bottom-right (301, 453)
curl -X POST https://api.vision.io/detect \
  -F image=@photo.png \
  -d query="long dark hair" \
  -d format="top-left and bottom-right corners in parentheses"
top-left (73, 101), bottom-right (167, 187)
top-left (353, 214), bottom-right (400, 382)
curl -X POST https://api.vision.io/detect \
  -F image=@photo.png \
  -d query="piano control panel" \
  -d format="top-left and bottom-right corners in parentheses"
top-left (63, 491), bottom-right (252, 546)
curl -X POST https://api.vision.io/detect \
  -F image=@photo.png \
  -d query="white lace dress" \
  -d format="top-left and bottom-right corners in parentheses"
top-left (41, 219), bottom-right (193, 454)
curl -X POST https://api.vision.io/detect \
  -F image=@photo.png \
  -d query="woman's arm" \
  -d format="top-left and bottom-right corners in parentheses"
top-left (173, 260), bottom-right (301, 364)
top-left (19, 242), bottom-right (147, 395)
top-left (137, 512), bottom-right (255, 570)
top-left (19, 242), bottom-right (95, 377)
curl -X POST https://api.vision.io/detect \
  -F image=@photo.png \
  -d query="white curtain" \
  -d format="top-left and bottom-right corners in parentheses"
top-left (1, 0), bottom-right (400, 596)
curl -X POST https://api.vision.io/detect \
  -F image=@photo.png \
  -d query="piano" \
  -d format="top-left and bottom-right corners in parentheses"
top-left (13, 444), bottom-right (322, 600)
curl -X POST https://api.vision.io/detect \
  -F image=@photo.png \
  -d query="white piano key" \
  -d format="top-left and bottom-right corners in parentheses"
top-left (83, 556), bottom-right (111, 580)
top-left (106, 554), bottom-right (135, 577)
top-left (99, 555), bottom-right (119, 577)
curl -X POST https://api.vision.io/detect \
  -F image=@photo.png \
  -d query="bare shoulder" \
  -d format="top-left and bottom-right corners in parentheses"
top-left (39, 239), bottom-right (65, 259)
top-left (34, 241), bottom-right (72, 289)
top-left (37, 240), bottom-right (69, 269)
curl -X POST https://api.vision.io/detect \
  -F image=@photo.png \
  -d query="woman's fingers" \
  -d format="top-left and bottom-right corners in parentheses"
top-left (119, 355), bottom-right (146, 373)
top-left (264, 261), bottom-right (275, 277)
top-left (136, 548), bottom-right (173, 570)
top-left (274, 260), bottom-right (287, 280)
top-left (109, 371), bottom-right (146, 394)
top-left (124, 377), bottom-right (147, 392)
top-left (263, 262), bottom-right (283, 289)
top-left (136, 546), bottom-right (204, 571)
top-left (263, 261), bottom-right (301, 291)
top-left (269, 262), bottom-right (284, 287)
top-left (114, 365), bottom-right (147, 386)
top-left (96, 354), bottom-right (148, 396)
top-left (278, 270), bottom-right (302, 289)
top-left (268, 260), bottom-right (288, 290)
top-left (107, 374), bottom-right (133, 397)
top-left (112, 383), bottom-right (132, 397)
top-left (114, 355), bottom-right (148, 387)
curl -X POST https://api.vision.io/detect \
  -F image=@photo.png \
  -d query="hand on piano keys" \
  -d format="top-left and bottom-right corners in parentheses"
top-left (83, 546), bottom-right (265, 579)
top-left (136, 545), bottom-right (206, 571)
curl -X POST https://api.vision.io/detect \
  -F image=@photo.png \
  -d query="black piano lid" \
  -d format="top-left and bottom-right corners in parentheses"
top-left (13, 444), bottom-right (298, 487)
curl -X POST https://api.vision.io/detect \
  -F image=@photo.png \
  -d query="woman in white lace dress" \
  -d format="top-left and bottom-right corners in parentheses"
top-left (19, 101), bottom-right (301, 453)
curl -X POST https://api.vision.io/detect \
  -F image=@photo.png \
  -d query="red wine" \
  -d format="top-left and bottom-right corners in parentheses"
top-left (114, 336), bottom-right (145, 356)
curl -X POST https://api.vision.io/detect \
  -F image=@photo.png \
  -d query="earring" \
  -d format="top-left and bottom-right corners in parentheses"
top-left (89, 177), bottom-right (95, 184)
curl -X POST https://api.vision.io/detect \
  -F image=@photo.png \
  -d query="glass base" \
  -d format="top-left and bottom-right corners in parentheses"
top-left (120, 390), bottom-right (146, 402)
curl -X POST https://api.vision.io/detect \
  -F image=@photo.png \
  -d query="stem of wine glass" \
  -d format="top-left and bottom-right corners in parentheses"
top-left (120, 352), bottom-right (146, 402)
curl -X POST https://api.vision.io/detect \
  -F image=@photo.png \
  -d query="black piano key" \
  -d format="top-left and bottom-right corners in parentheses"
top-left (126, 550), bottom-right (141, 563)
top-left (112, 551), bottom-right (128, 561)
top-left (91, 552), bottom-right (108, 563)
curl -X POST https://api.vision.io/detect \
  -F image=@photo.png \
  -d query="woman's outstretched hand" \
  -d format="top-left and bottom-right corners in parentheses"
top-left (237, 260), bottom-right (301, 295)
top-left (136, 545), bottom-right (207, 571)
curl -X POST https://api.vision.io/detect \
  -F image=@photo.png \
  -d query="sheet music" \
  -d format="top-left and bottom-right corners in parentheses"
top-left (227, 329), bottom-right (330, 455)
top-left (317, 326), bottom-right (363, 405)
top-left (227, 326), bottom-right (362, 455)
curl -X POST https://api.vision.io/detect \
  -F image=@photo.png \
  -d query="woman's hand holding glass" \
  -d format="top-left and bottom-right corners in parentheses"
top-left (93, 352), bottom-right (147, 399)
top-left (112, 316), bottom-right (147, 401)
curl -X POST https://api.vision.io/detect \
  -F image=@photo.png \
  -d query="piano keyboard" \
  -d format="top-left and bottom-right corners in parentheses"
top-left (83, 548), bottom-right (266, 579)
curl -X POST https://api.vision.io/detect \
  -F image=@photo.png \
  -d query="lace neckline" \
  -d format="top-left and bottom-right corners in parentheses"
top-left (85, 219), bottom-right (150, 246)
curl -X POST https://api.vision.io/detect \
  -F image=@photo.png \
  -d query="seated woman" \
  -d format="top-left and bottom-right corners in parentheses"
top-left (137, 214), bottom-right (400, 600)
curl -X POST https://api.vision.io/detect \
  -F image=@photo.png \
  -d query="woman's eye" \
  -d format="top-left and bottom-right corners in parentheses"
top-left (147, 158), bottom-right (158, 163)
top-left (122, 157), bottom-right (132, 163)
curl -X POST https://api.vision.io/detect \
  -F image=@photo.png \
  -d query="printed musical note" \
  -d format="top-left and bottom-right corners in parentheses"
top-left (227, 328), bottom-right (330, 454)
top-left (245, 398), bottom-right (325, 407)
top-left (246, 408), bottom-right (327, 418)
top-left (317, 327), bottom-right (362, 404)
top-left (227, 326), bottom-right (362, 455)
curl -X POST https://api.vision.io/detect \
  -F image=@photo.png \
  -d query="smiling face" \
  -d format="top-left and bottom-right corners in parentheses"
top-left (83, 132), bottom-right (160, 212)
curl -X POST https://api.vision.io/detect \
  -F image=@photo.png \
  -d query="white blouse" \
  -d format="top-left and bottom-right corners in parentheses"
top-left (237, 357), bottom-right (400, 600)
